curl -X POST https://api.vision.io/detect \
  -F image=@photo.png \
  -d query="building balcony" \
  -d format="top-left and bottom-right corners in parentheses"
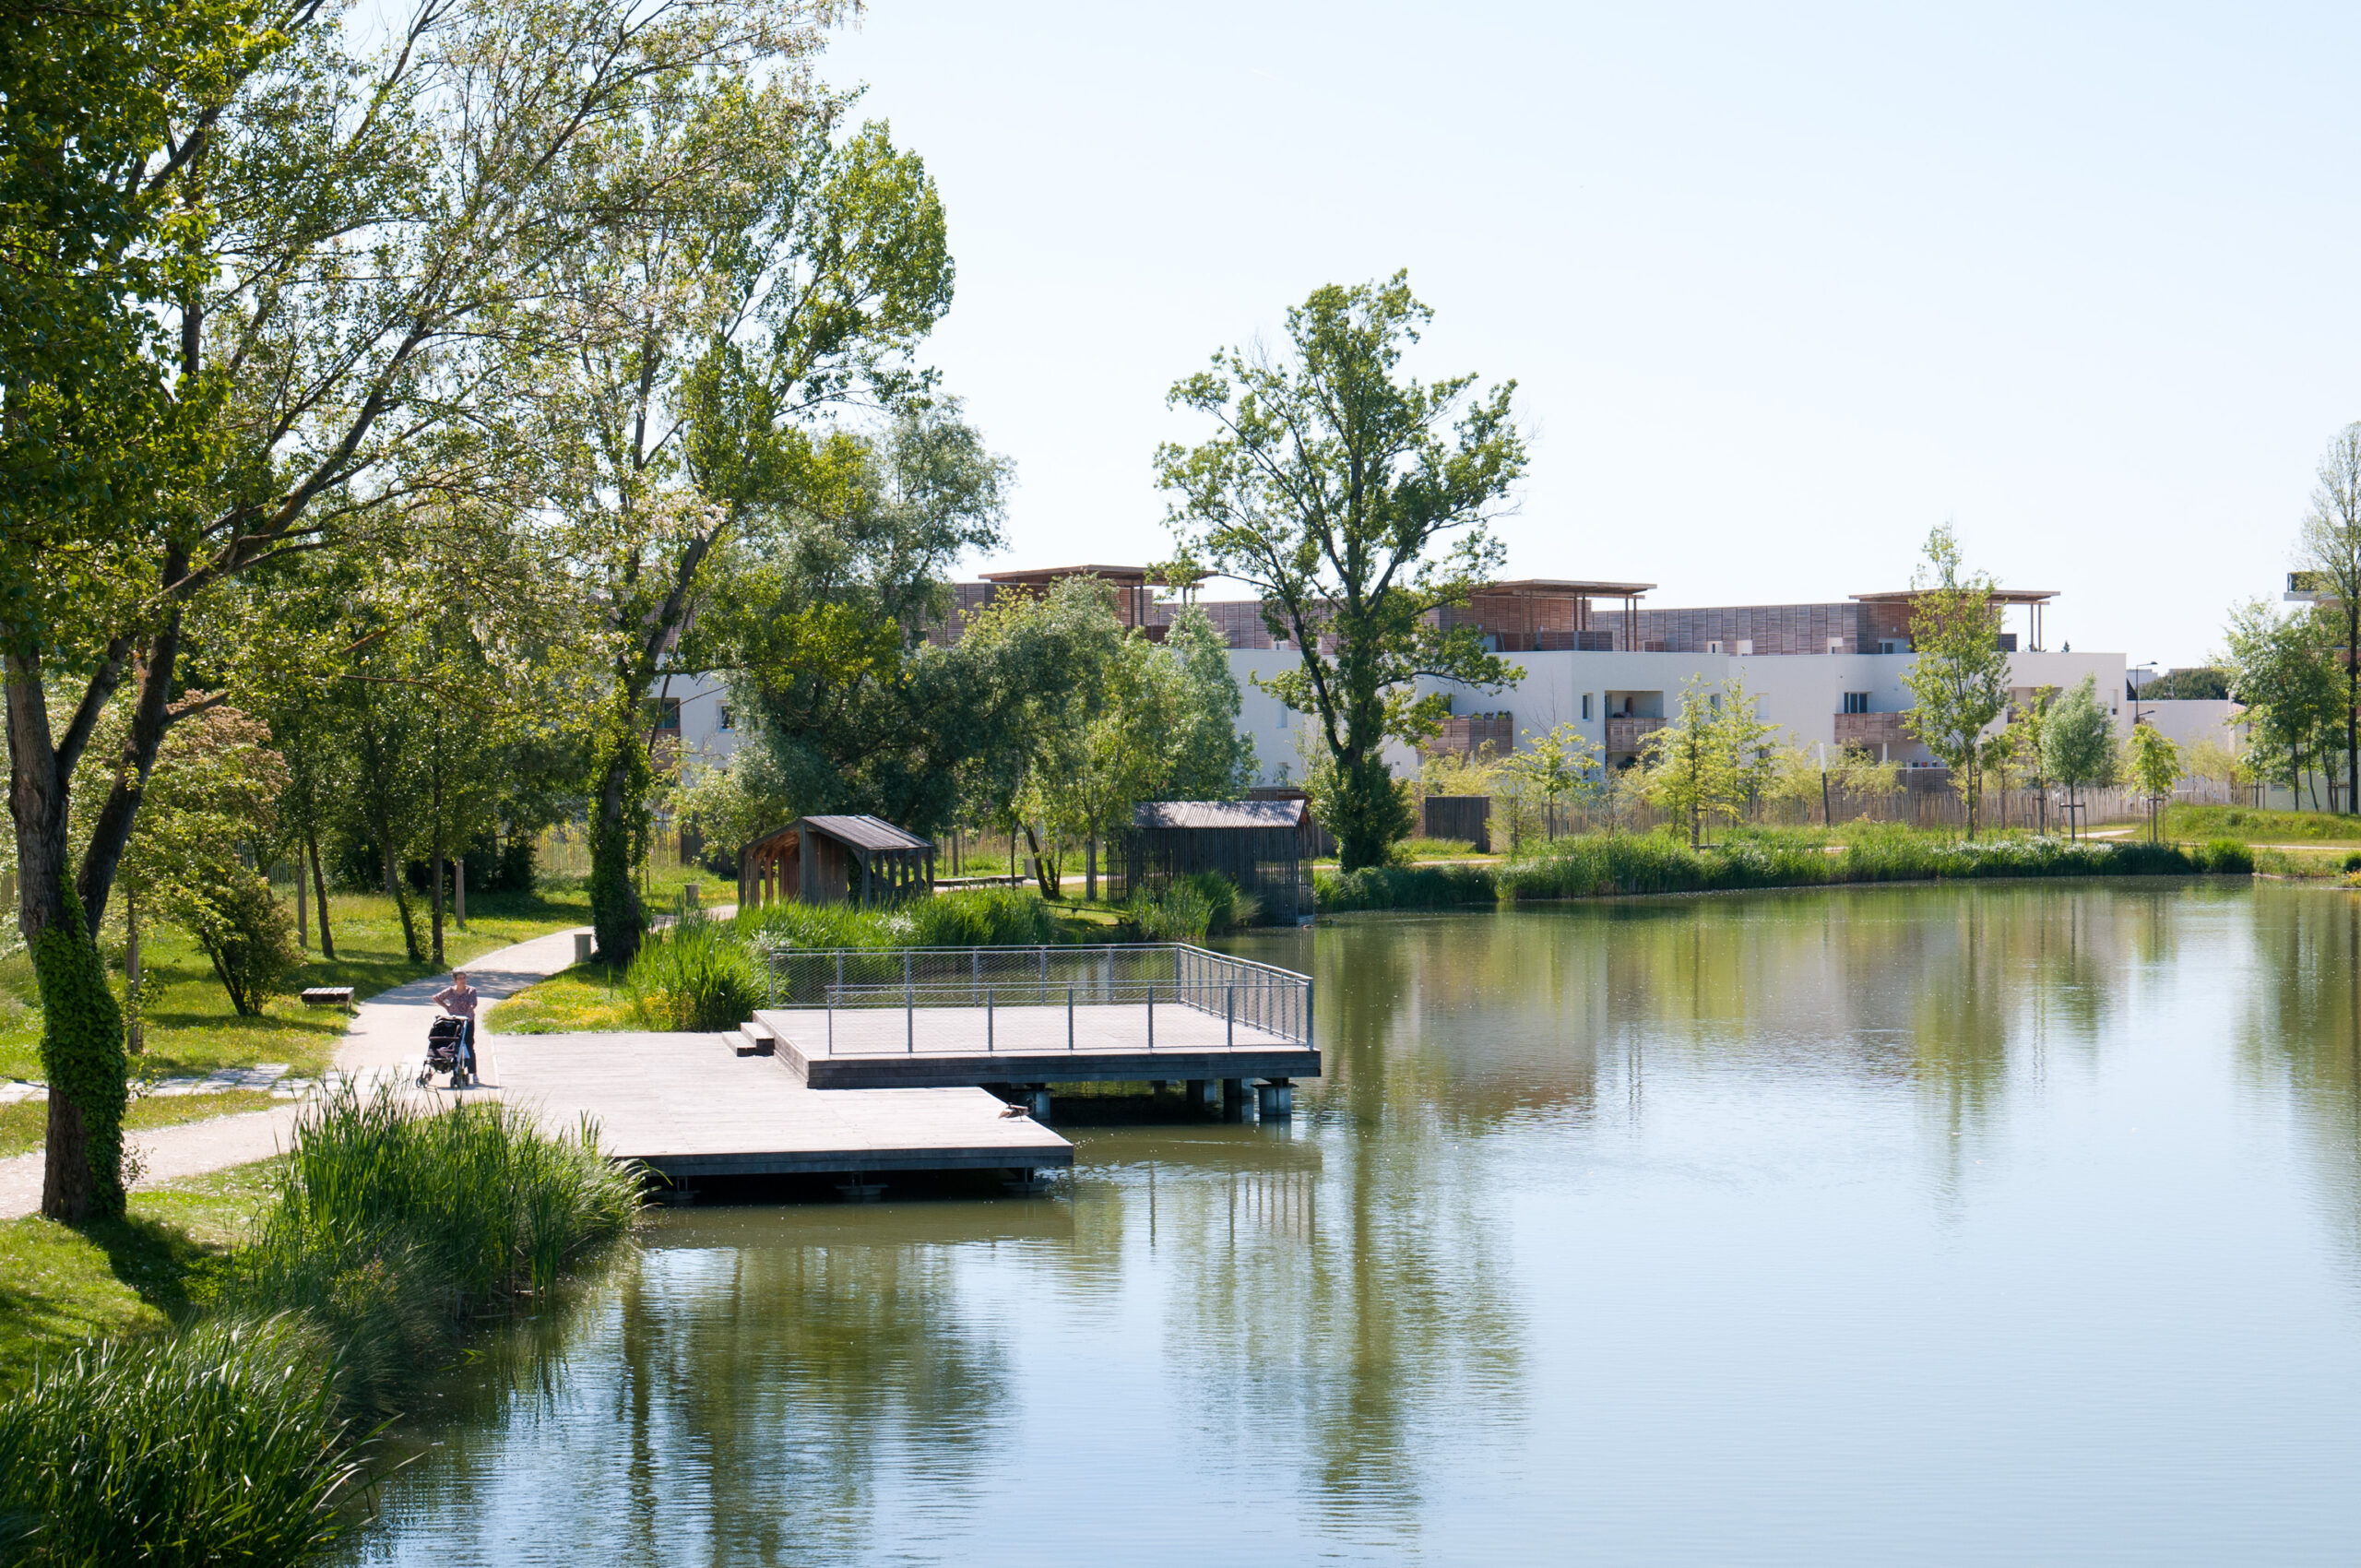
top-left (1833, 711), bottom-right (1909, 752)
top-left (1607, 715), bottom-right (1667, 753)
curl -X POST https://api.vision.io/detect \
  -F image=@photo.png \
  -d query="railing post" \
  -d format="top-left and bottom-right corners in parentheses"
top-left (1147, 983), bottom-right (1155, 1051)
top-left (905, 950), bottom-right (914, 1053)
top-left (1067, 985), bottom-right (1074, 1051)
top-left (987, 987), bottom-right (994, 1051)
top-left (1227, 985), bottom-right (1235, 1048)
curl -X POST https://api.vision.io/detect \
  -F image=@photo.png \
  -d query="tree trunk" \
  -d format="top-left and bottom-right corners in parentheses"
top-left (1024, 823), bottom-right (1059, 899)
top-left (588, 742), bottom-right (647, 965)
top-left (125, 890), bottom-right (143, 1056)
top-left (430, 765), bottom-right (445, 968)
top-left (293, 854), bottom-right (308, 950)
top-left (384, 838), bottom-right (421, 962)
top-left (1085, 835), bottom-right (1098, 902)
top-left (307, 829), bottom-right (336, 960)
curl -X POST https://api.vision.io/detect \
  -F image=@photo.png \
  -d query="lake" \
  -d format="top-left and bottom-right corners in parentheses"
top-left (349, 881), bottom-right (2361, 1565)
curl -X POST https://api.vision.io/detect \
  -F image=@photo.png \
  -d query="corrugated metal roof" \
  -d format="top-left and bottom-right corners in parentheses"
top-left (801, 814), bottom-right (932, 851)
top-left (1132, 800), bottom-right (1308, 830)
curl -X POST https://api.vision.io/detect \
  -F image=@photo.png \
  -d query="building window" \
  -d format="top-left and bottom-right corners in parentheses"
top-left (718, 705), bottom-right (734, 732)
top-left (1843, 692), bottom-right (1870, 714)
top-left (1582, 693), bottom-right (1594, 721)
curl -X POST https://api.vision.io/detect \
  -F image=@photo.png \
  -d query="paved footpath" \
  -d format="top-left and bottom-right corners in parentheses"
top-left (0, 925), bottom-right (591, 1220)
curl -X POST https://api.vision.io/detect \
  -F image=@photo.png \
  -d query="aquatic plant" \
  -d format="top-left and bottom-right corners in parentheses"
top-left (0, 1316), bottom-right (361, 1566)
top-left (623, 911), bottom-right (765, 1030)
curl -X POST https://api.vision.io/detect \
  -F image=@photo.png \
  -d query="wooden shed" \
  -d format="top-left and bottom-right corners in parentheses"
top-left (1122, 800), bottom-right (1315, 925)
top-left (738, 815), bottom-right (935, 910)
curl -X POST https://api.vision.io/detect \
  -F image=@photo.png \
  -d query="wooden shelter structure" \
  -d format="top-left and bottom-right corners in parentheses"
top-left (1122, 800), bottom-right (1315, 924)
top-left (739, 815), bottom-right (935, 910)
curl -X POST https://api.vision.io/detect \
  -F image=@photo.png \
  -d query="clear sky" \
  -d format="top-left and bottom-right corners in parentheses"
top-left (816, 0), bottom-right (2361, 668)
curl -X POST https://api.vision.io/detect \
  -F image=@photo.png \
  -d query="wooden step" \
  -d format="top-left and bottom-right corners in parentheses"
top-left (725, 1030), bottom-right (757, 1057)
top-left (741, 1019), bottom-right (777, 1053)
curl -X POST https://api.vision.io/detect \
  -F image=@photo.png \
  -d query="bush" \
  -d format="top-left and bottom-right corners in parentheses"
top-left (2206, 840), bottom-right (2259, 874)
top-left (1128, 876), bottom-right (1220, 941)
top-left (623, 912), bottom-right (765, 1031)
top-left (171, 868), bottom-right (301, 1016)
top-left (0, 1317), bottom-right (362, 1567)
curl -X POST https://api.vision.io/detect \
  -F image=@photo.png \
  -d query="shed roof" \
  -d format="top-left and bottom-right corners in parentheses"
top-left (1133, 800), bottom-right (1309, 830)
top-left (749, 814), bottom-right (931, 853)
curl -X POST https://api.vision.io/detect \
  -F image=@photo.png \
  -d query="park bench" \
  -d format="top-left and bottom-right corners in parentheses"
top-left (301, 986), bottom-right (354, 1008)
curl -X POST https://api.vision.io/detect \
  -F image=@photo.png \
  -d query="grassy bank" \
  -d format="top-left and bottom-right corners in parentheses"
top-left (2161, 804), bottom-right (2361, 844)
top-left (0, 887), bottom-right (599, 1089)
top-left (1316, 828), bottom-right (2258, 912)
top-left (0, 1086), bottom-right (638, 1563)
top-left (493, 886), bottom-right (1094, 1035)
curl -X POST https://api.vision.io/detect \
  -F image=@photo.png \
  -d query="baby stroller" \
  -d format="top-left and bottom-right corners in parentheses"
top-left (419, 1014), bottom-right (475, 1088)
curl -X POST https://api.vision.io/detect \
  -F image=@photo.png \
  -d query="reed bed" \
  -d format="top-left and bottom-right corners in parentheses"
top-left (0, 1082), bottom-right (640, 1563)
top-left (1316, 829), bottom-right (2256, 912)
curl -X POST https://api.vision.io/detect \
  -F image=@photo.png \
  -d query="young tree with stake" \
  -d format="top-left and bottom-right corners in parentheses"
top-left (1900, 526), bottom-right (2013, 838)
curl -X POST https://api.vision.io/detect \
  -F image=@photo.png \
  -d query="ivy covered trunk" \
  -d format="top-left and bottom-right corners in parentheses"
top-left (588, 725), bottom-right (650, 965)
top-left (33, 891), bottom-right (126, 1222)
top-left (1329, 751), bottom-right (1415, 873)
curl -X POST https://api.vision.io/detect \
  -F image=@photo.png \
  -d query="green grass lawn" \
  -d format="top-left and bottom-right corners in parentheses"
top-left (0, 886), bottom-right (596, 1087)
top-left (0, 1160), bottom-right (278, 1389)
top-left (0, 1090), bottom-right (284, 1161)
top-left (2163, 803), bottom-right (2361, 843)
top-left (487, 962), bottom-right (635, 1033)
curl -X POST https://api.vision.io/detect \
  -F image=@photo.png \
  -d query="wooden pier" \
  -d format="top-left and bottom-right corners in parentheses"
top-left (751, 1004), bottom-right (1320, 1091)
top-left (486, 1031), bottom-right (1072, 1182)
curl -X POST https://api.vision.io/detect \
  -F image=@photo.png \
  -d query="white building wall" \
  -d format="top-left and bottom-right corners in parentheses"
top-left (659, 671), bottom-right (742, 765)
top-left (1230, 646), bottom-right (2134, 775)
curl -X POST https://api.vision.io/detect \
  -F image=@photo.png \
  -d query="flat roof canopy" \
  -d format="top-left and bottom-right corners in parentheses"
top-left (979, 564), bottom-right (1148, 584)
top-left (1476, 579), bottom-right (1657, 597)
top-left (1852, 588), bottom-right (2058, 605)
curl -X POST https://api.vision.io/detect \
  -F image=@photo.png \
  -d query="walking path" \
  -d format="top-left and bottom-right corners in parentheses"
top-left (0, 924), bottom-right (591, 1220)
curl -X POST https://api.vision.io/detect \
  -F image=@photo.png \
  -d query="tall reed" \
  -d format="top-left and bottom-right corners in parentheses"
top-left (0, 1317), bottom-right (362, 1567)
top-left (624, 910), bottom-right (764, 1030)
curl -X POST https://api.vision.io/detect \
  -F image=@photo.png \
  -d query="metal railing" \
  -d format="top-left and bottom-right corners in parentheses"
top-left (759, 943), bottom-right (1312, 1056)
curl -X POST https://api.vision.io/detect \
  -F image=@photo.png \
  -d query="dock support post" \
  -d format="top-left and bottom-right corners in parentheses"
top-left (1186, 1078), bottom-right (1216, 1111)
top-left (1221, 1077), bottom-right (1247, 1121)
top-left (1255, 1078), bottom-right (1293, 1119)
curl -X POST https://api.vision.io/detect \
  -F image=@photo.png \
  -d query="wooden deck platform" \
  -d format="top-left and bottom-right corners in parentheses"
top-left (753, 1004), bottom-right (1322, 1090)
top-left (485, 1031), bottom-right (1073, 1180)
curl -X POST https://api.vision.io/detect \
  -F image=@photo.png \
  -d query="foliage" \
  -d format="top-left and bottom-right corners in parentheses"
top-left (624, 914), bottom-right (765, 1031)
top-left (2001, 685), bottom-right (2060, 833)
top-left (2126, 724), bottom-right (2183, 841)
top-left (1313, 826), bottom-right (2254, 911)
top-left (587, 716), bottom-right (655, 966)
top-left (1158, 272), bottom-right (1523, 871)
top-left (2297, 422), bottom-right (2361, 814)
top-left (2138, 668), bottom-right (2232, 699)
top-left (2221, 599), bottom-right (2343, 809)
top-left (221, 1082), bottom-right (639, 1413)
top-left (1631, 677), bottom-right (1779, 848)
top-left (1127, 872), bottom-right (1257, 941)
top-left (176, 873), bottom-right (301, 1018)
top-left (1499, 721), bottom-right (1607, 823)
top-left (738, 887), bottom-right (1063, 953)
top-left (30, 888), bottom-right (125, 1222)
top-left (1901, 525), bottom-right (2013, 837)
top-left (2159, 804), bottom-right (2361, 843)
top-left (0, 1316), bottom-right (360, 1567)
top-left (2043, 675), bottom-right (2118, 837)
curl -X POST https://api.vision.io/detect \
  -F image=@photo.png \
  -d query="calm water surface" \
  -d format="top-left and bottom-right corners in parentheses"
top-left (351, 882), bottom-right (2361, 1565)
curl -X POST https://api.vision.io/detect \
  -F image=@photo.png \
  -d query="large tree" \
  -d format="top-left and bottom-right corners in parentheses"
top-left (5, 0), bottom-right (824, 1219)
top-left (2297, 422), bottom-right (2361, 814)
top-left (1901, 525), bottom-right (2012, 838)
top-left (2223, 599), bottom-right (2343, 809)
top-left (1157, 273), bottom-right (1523, 872)
top-left (532, 83), bottom-right (955, 964)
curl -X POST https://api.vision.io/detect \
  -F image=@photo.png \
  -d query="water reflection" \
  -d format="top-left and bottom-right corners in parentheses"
top-left (355, 882), bottom-right (2361, 1567)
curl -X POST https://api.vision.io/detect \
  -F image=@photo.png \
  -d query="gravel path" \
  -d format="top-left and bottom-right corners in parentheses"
top-left (0, 924), bottom-right (592, 1220)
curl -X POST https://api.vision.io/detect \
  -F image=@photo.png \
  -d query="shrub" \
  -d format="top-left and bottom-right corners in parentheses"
top-left (623, 912), bottom-right (764, 1030)
top-left (0, 1316), bottom-right (362, 1567)
top-left (172, 868), bottom-right (302, 1016)
top-left (2203, 840), bottom-right (2258, 874)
